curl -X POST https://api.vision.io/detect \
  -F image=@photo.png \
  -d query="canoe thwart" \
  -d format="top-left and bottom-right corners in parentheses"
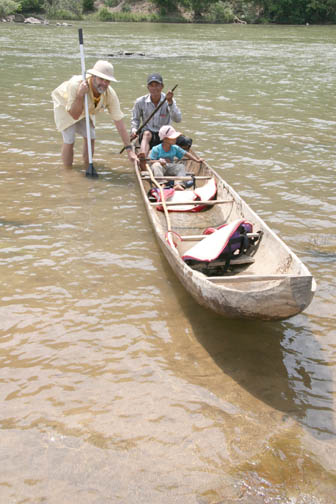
top-left (181, 232), bottom-right (261, 241)
top-left (150, 199), bottom-right (234, 207)
top-left (141, 175), bottom-right (212, 181)
top-left (228, 255), bottom-right (255, 265)
top-left (207, 274), bottom-right (302, 283)
top-left (193, 255), bottom-right (255, 269)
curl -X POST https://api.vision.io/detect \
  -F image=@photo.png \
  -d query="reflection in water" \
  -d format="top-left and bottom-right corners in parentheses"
top-left (0, 22), bottom-right (336, 504)
top-left (174, 277), bottom-right (335, 441)
top-left (281, 322), bottom-right (335, 440)
top-left (147, 271), bottom-right (336, 500)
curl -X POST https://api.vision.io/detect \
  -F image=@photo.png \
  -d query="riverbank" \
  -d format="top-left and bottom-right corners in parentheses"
top-left (1, 0), bottom-right (336, 24)
top-left (0, 13), bottom-right (73, 24)
top-left (0, 0), bottom-right (246, 24)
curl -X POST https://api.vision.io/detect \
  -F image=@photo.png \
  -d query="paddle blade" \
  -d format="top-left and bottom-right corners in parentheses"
top-left (78, 28), bottom-right (83, 45)
top-left (86, 163), bottom-right (98, 178)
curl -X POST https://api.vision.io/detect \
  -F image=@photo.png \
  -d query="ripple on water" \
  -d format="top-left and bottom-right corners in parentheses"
top-left (0, 22), bottom-right (335, 504)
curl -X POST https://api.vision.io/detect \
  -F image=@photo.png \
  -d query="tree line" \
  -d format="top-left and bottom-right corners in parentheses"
top-left (1, 0), bottom-right (336, 24)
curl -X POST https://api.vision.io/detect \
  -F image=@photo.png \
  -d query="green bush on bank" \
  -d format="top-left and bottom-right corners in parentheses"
top-left (3, 0), bottom-right (336, 24)
top-left (96, 6), bottom-right (160, 21)
top-left (204, 1), bottom-right (234, 23)
top-left (0, 0), bottom-right (20, 16)
top-left (19, 0), bottom-right (43, 11)
top-left (82, 0), bottom-right (93, 11)
top-left (45, 7), bottom-right (80, 18)
top-left (150, 0), bottom-right (179, 15)
top-left (103, 0), bottom-right (119, 7)
top-left (43, 0), bottom-right (82, 19)
top-left (43, 0), bottom-right (94, 19)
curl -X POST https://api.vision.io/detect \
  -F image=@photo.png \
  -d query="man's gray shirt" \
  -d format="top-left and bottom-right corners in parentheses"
top-left (131, 92), bottom-right (182, 134)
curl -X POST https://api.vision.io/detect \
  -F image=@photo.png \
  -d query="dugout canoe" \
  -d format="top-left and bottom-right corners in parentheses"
top-left (133, 156), bottom-right (316, 320)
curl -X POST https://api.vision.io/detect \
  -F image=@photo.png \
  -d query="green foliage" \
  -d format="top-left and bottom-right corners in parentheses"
top-left (82, 0), bottom-right (93, 11)
top-left (0, 0), bottom-right (21, 16)
top-left (306, 0), bottom-right (336, 23)
top-left (230, 0), bottom-right (260, 23)
top-left (166, 0), bottom-right (336, 23)
top-left (260, 0), bottom-right (308, 23)
top-left (183, 0), bottom-right (218, 19)
top-left (97, 5), bottom-right (111, 19)
top-left (18, 0), bottom-right (43, 12)
top-left (3, 0), bottom-right (336, 23)
top-left (103, 0), bottom-right (119, 6)
top-left (121, 1), bottom-right (130, 12)
top-left (97, 6), bottom-right (160, 21)
top-left (249, 0), bottom-right (336, 23)
top-left (43, 0), bottom-right (82, 19)
top-left (150, 0), bottom-right (179, 15)
top-left (205, 1), bottom-right (234, 22)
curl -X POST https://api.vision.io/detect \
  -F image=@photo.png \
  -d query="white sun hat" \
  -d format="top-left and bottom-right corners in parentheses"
top-left (87, 60), bottom-right (117, 82)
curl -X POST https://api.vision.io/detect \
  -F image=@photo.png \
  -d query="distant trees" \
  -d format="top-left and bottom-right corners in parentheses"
top-left (185, 0), bottom-right (218, 19)
top-left (0, 0), bottom-right (94, 17)
top-left (82, 0), bottom-right (94, 11)
top-left (1, 0), bottom-right (336, 23)
top-left (150, 0), bottom-right (180, 15)
top-left (248, 0), bottom-right (336, 23)
top-left (150, 0), bottom-right (336, 23)
top-left (43, 0), bottom-right (83, 19)
top-left (0, 0), bottom-right (20, 16)
top-left (19, 0), bottom-right (44, 11)
top-left (151, 0), bottom-right (218, 20)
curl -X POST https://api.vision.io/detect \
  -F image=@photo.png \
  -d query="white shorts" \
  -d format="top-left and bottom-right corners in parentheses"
top-left (61, 118), bottom-right (96, 144)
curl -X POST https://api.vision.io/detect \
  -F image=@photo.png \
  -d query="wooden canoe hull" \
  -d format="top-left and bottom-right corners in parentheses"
top-left (134, 158), bottom-right (316, 320)
top-left (158, 234), bottom-right (314, 319)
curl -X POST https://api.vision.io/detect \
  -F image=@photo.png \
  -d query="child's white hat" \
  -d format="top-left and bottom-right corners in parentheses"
top-left (159, 125), bottom-right (181, 140)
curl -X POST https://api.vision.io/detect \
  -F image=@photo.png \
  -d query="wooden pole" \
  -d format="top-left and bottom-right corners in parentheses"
top-left (78, 28), bottom-right (98, 178)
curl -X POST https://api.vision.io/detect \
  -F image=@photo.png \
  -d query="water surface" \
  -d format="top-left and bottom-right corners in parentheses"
top-left (0, 21), bottom-right (335, 503)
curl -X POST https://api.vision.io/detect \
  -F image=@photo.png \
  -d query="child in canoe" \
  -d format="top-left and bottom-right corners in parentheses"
top-left (148, 125), bottom-right (203, 190)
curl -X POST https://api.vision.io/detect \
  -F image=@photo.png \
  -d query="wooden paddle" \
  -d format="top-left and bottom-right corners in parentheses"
top-left (146, 164), bottom-right (173, 235)
top-left (78, 28), bottom-right (98, 178)
top-left (120, 84), bottom-right (178, 154)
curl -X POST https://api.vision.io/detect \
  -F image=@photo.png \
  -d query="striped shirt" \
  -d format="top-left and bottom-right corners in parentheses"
top-left (130, 92), bottom-right (181, 134)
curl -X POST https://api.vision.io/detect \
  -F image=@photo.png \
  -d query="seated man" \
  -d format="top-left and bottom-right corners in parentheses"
top-left (130, 73), bottom-right (181, 170)
top-left (149, 125), bottom-right (203, 190)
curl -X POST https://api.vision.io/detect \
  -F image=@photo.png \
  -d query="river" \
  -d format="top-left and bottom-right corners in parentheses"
top-left (0, 20), bottom-right (335, 503)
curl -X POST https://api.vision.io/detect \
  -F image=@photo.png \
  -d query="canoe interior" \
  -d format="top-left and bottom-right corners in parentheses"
top-left (135, 156), bottom-right (315, 319)
top-left (140, 159), bottom-right (307, 277)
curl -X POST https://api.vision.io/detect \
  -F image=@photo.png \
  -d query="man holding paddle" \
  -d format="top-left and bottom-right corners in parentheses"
top-left (130, 73), bottom-right (181, 170)
top-left (52, 60), bottom-right (137, 169)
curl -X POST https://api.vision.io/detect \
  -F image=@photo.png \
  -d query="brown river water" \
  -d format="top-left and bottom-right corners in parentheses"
top-left (0, 21), bottom-right (335, 503)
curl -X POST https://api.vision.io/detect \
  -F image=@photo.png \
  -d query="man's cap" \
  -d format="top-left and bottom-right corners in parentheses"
top-left (147, 73), bottom-right (163, 85)
top-left (87, 60), bottom-right (117, 82)
top-left (159, 125), bottom-right (181, 141)
top-left (176, 135), bottom-right (193, 149)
